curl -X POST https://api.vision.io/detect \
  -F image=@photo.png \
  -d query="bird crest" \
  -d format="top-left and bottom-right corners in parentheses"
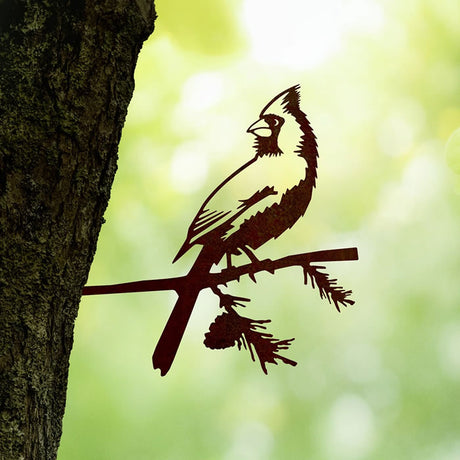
top-left (259, 84), bottom-right (301, 116)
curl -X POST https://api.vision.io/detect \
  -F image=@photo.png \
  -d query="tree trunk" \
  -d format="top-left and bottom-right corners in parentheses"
top-left (0, 2), bottom-right (156, 459)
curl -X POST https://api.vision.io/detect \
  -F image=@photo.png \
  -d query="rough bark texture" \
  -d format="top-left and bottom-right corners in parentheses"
top-left (0, 2), bottom-right (156, 459)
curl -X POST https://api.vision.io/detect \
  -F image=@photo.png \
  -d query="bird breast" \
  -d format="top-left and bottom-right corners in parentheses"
top-left (202, 153), bottom-right (308, 240)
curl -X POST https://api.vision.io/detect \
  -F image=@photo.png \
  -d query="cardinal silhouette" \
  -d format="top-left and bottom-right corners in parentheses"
top-left (152, 85), bottom-right (319, 375)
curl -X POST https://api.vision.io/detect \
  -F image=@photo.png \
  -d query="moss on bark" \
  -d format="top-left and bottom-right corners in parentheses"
top-left (0, 2), bottom-right (156, 458)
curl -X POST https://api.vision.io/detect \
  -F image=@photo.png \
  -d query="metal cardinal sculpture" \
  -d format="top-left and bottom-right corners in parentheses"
top-left (83, 85), bottom-right (359, 376)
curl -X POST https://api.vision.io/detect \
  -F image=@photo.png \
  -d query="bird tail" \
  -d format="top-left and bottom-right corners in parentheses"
top-left (152, 247), bottom-right (216, 376)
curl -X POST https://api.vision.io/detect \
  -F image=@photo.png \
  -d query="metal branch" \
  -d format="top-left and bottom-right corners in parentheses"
top-left (82, 247), bottom-right (358, 296)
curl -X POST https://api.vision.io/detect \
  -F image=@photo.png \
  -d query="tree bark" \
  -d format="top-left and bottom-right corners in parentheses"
top-left (0, 2), bottom-right (156, 459)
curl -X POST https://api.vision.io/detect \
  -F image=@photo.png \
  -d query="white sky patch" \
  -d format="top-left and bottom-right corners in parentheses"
top-left (241, 0), bottom-right (385, 70)
top-left (180, 72), bottom-right (225, 113)
top-left (170, 143), bottom-right (209, 194)
top-left (342, 0), bottom-right (386, 34)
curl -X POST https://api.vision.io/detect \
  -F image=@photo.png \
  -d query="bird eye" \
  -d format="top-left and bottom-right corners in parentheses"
top-left (265, 116), bottom-right (278, 126)
top-left (266, 115), bottom-right (284, 127)
top-left (263, 114), bottom-right (283, 128)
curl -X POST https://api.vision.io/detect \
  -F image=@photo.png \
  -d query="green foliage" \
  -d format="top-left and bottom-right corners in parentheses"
top-left (156, 0), bottom-right (245, 56)
top-left (60, 0), bottom-right (460, 459)
top-left (446, 128), bottom-right (460, 174)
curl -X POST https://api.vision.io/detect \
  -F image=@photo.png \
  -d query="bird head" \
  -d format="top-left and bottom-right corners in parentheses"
top-left (247, 85), bottom-right (319, 186)
top-left (247, 92), bottom-right (288, 157)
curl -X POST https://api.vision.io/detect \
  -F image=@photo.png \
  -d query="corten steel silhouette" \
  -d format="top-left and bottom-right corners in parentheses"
top-left (153, 85), bottom-right (318, 375)
top-left (83, 85), bottom-right (359, 376)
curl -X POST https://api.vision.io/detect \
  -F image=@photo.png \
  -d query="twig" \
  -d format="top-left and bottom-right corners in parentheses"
top-left (82, 276), bottom-right (183, 295)
top-left (303, 265), bottom-right (355, 312)
top-left (208, 248), bottom-right (358, 288)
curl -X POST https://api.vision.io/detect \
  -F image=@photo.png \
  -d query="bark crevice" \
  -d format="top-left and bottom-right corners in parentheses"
top-left (0, 2), bottom-right (156, 459)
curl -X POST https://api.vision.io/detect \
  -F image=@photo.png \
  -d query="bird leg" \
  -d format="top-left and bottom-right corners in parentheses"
top-left (226, 252), bottom-right (233, 269)
top-left (241, 245), bottom-right (259, 263)
top-left (241, 246), bottom-right (260, 282)
top-left (211, 285), bottom-right (250, 311)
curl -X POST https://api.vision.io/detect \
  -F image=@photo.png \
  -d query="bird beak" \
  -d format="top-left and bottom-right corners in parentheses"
top-left (247, 118), bottom-right (272, 137)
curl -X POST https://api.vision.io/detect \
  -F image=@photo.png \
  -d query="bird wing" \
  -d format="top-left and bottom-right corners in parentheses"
top-left (174, 153), bottom-right (306, 261)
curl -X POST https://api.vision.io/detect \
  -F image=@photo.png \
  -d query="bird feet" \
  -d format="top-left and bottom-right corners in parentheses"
top-left (225, 247), bottom-right (274, 283)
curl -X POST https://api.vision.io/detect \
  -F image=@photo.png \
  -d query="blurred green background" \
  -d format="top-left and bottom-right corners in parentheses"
top-left (59, 0), bottom-right (460, 458)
